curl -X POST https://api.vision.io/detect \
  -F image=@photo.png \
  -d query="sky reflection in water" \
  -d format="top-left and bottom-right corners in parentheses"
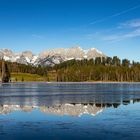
top-left (0, 83), bottom-right (140, 140)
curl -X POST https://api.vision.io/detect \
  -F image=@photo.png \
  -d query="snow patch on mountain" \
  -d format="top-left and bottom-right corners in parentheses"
top-left (0, 47), bottom-right (106, 66)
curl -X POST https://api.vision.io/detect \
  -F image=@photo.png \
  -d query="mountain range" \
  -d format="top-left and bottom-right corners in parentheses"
top-left (0, 47), bottom-right (106, 66)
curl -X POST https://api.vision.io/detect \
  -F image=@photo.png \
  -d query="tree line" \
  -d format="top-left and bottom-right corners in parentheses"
top-left (0, 60), bottom-right (48, 77)
top-left (50, 56), bottom-right (140, 82)
top-left (1, 56), bottom-right (140, 82)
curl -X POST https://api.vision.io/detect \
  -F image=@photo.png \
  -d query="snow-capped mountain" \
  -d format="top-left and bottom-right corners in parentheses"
top-left (0, 47), bottom-right (106, 66)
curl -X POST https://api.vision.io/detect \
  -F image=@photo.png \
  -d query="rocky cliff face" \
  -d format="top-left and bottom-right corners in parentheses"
top-left (39, 47), bottom-right (105, 60)
top-left (0, 47), bottom-right (106, 66)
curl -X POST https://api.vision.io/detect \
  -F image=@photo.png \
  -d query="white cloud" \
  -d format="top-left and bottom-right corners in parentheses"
top-left (87, 18), bottom-right (140, 43)
top-left (119, 19), bottom-right (140, 28)
top-left (90, 4), bottom-right (140, 25)
top-left (103, 19), bottom-right (140, 42)
top-left (103, 28), bottom-right (140, 42)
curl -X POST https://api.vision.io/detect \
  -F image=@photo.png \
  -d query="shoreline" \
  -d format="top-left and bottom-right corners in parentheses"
top-left (1, 81), bottom-right (140, 84)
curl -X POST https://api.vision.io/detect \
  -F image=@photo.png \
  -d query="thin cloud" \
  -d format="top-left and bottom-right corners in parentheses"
top-left (103, 28), bottom-right (140, 42)
top-left (90, 4), bottom-right (140, 25)
top-left (119, 19), bottom-right (140, 28)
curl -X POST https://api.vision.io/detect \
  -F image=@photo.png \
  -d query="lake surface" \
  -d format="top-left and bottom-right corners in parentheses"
top-left (0, 82), bottom-right (140, 140)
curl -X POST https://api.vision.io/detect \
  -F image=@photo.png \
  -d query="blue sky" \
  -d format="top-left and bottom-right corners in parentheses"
top-left (0, 0), bottom-right (140, 61)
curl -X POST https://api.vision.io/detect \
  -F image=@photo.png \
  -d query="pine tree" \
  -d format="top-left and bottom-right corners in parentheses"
top-left (2, 61), bottom-right (10, 83)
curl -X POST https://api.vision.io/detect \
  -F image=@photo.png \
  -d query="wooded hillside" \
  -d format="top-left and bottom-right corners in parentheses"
top-left (1, 56), bottom-right (140, 82)
top-left (49, 56), bottom-right (140, 82)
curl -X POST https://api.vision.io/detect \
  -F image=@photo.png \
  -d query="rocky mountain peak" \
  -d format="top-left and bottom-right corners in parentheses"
top-left (0, 47), bottom-right (106, 66)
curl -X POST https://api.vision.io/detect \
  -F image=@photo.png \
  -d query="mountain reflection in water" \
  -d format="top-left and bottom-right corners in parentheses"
top-left (0, 98), bottom-right (140, 116)
top-left (0, 83), bottom-right (140, 140)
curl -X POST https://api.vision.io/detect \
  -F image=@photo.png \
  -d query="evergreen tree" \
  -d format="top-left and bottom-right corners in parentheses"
top-left (2, 61), bottom-right (10, 83)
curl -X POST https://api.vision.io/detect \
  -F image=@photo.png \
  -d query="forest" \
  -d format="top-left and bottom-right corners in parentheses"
top-left (1, 56), bottom-right (140, 82)
top-left (50, 56), bottom-right (140, 82)
top-left (0, 60), bottom-right (47, 77)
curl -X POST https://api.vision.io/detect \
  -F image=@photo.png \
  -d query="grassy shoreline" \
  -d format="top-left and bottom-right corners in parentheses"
top-left (1, 73), bottom-right (140, 83)
top-left (0, 73), bottom-right (47, 82)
